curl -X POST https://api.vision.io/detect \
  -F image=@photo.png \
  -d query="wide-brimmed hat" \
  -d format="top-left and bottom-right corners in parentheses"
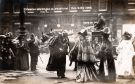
top-left (123, 31), bottom-right (131, 36)
top-left (123, 32), bottom-right (132, 40)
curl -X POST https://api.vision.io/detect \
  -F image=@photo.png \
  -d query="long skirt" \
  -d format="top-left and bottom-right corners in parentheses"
top-left (46, 53), bottom-right (66, 71)
top-left (99, 54), bottom-right (116, 82)
top-left (16, 51), bottom-right (29, 70)
top-left (76, 61), bottom-right (98, 83)
top-left (30, 53), bottom-right (39, 71)
top-left (116, 51), bottom-right (135, 78)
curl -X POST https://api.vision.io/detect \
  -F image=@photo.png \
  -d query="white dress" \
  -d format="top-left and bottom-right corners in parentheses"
top-left (116, 40), bottom-right (135, 77)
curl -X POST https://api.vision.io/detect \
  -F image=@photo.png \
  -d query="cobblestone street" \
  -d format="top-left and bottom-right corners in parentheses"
top-left (0, 53), bottom-right (135, 84)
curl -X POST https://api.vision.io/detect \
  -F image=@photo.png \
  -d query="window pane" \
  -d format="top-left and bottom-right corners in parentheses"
top-left (99, 0), bottom-right (108, 11)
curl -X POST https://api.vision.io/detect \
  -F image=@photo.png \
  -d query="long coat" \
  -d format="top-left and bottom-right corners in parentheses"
top-left (16, 41), bottom-right (29, 70)
top-left (97, 39), bottom-right (116, 82)
top-left (46, 34), bottom-right (69, 71)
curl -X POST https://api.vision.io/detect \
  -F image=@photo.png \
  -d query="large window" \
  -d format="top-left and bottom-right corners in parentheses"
top-left (98, 0), bottom-right (108, 11)
top-left (82, 0), bottom-right (92, 8)
top-left (82, 0), bottom-right (92, 12)
top-left (69, 0), bottom-right (79, 10)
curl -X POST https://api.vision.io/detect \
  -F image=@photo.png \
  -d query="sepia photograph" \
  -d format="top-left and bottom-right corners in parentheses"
top-left (0, 0), bottom-right (135, 84)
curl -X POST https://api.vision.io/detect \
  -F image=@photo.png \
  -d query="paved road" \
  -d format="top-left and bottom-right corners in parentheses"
top-left (0, 70), bottom-right (135, 84)
top-left (0, 53), bottom-right (135, 84)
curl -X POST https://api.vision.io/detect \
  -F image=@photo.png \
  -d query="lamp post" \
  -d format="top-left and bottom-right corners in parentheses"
top-left (19, 3), bottom-right (25, 35)
top-left (19, 0), bottom-right (27, 37)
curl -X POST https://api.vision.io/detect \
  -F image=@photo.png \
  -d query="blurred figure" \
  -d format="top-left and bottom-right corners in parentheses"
top-left (0, 33), bottom-right (15, 70)
top-left (69, 42), bottom-right (78, 71)
top-left (46, 31), bottom-right (69, 79)
top-left (28, 33), bottom-right (40, 71)
top-left (97, 29), bottom-right (116, 82)
top-left (94, 13), bottom-right (106, 31)
top-left (116, 32), bottom-right (135, 78)
top-left (16, 35), bottom-right (29, 70)
top-left (61, 31), bottom-right (69, 55)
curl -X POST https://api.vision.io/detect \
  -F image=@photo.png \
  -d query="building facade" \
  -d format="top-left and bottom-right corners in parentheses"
top-left (1, 0), bottom-right (135, 40)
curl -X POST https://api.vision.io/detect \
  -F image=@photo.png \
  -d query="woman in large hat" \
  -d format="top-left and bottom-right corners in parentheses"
top-left (69, 29), bottom-right (98, 83)
top-left (116, 32), bottom-right (135, 78)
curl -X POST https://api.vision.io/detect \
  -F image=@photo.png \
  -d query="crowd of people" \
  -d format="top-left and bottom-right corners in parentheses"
top-left (0, 32), bottom-right (40, 71)
top-left (68, 28), bottom-right (116, 83)
top-left (0, 14), bottom-right (135, 83)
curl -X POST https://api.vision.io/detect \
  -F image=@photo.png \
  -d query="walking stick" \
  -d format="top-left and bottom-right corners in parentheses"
top-left (39, 55), bottom-right (44, 64)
